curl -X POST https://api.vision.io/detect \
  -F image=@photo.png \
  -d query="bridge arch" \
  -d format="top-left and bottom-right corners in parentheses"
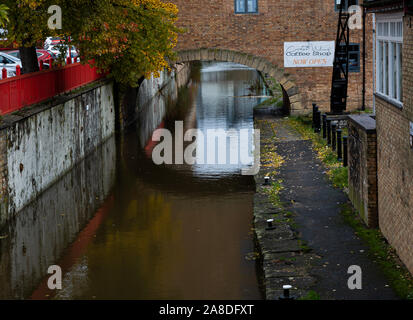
top-left (174, 48), bottom-right (304, 115)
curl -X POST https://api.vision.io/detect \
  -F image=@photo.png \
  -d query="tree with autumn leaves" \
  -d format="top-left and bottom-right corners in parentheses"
top-left (2, 0), bottom-right (51, 73)
top-left (0, 4), bottom-right (8, 27)
top-left (2, 0), bottom-right (181, 86)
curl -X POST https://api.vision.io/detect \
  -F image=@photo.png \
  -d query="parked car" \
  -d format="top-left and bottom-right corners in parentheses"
top-left (44, 37), bottom-right (63, 49)
top-left (0, 51), bottom-right (22, 79)
top-left (45, 44), bottom-right (79, 60)
top-left (5, 49), bottom-right (56, 68)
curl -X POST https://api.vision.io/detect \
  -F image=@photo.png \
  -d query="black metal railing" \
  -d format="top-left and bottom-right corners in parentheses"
top-left (312, 104), bottom-right (348, 167)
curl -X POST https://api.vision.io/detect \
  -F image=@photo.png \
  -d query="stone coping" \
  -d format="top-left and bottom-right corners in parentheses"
top-left (347, 114), bottom-right (377, 133)
top-left (0, 78), bottom-right (112, 131)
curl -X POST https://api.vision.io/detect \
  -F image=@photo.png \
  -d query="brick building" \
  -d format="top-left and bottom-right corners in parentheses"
top-left (364, 0), bottom-right (413, 274)
top-left (170, 0), bottom-right (373, 114)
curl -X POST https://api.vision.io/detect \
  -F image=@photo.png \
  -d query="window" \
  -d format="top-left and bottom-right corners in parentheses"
top-left (376, 15), bottom-right (403, 105)
top-left (334, 0), bottom-right (358, 12)
top-left (7, 52), bottom-right (20, 59)
top-left (348, 44), bottom-right (360, 72)
top-left (339, 43), bottom-right (360, 72)
top-left (235, 0), bottom-right (258, 14)
top-left (0, 55), bottom-right (13, 65)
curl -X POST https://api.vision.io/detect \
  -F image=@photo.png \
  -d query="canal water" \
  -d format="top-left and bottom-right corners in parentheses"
top-left (0, 62), bottom-right (269, 300)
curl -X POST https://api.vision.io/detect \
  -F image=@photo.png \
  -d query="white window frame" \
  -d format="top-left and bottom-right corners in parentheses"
top-left (375, 13), bottom-right (403, 107)
top-left (235, 0), bottom-right (258, 14)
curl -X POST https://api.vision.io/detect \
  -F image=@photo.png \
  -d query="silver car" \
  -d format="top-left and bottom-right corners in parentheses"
top-left (0, 51), bottom-right (22, 79)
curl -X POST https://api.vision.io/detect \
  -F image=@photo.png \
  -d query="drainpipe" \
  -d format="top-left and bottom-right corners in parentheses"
top-left (404, 0), bottom-right (413, 16)
top-left (362, 6), bottom-right (366, 111)
top-left (373, 13), bottom-right (376, 114)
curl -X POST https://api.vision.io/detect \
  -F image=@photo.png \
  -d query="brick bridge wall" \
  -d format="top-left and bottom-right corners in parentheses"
top-left (171, 0), bottom-right (373, 115)
top-left (347, 115), bottom-right (378, 228)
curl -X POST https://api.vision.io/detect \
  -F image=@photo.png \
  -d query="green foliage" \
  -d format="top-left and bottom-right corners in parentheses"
top-left (2, 0), bottom-right (51, 47)
top-left (287, 116), bottom-right (349, 189)
top-left (62, 0), bottom-right (183, 86)
top-left (330, 166), bottom-right (348, 189)
top-left (299, 290), bottom-right (321, 300)
top-left (0, 4), bottom-right (8, 27)
top-left (3, 0), bottom-right (182, 86)
top-left (266, 180), bottom-right (284, 207)
top-left (247, 78), bottom-right (264, 94)
top-left (340, 204), bottom-right (413, 300)
top-left (297, 239), bottom-right (311, 253)
top-left (271, 82), bottom-right (283, 97)
top-left (256, 78), bottom-right (283, 107)
top-left (350, 108), bottom-right (375, 115)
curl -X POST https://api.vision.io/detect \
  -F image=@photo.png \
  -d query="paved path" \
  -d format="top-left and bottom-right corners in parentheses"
top-left (254, 116), bottom-right (397, 300)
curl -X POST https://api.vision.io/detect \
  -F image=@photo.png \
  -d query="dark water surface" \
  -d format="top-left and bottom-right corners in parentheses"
top-left (0, 62), bottom-right (268, 300)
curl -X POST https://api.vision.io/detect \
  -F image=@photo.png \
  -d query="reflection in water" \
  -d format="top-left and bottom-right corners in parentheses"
top-left (192, 63), bottom-right (267, 177)
top-left (0, 62), bottom-right (267, 300)
top-left (0, 136), bottom-right (116, 299)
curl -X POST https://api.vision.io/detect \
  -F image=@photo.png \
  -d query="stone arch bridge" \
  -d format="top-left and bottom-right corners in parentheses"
top-left (175, 48), bottom-right (301, 114)
top-left (170, 0), bottom-right (370, 114)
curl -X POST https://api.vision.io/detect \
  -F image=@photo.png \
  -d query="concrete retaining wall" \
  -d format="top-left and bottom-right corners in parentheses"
top-left (117, 63), bottom-right (192, 131)
top-left (0, 135), bottom-right (116, 299)
top-left (136, 63), bottom-right (192, 148)
top-left (0, 80), bottom-right (116, 227)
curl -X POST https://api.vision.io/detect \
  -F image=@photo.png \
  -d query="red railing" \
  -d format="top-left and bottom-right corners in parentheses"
top-left (0, 61), bottom-right (106, 115)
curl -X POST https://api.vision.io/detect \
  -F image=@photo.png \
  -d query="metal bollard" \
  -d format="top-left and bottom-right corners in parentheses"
top-left (332, 122), bottom-right (337, 151)
top-left (327, 119), bottom-right (332, 146)
top-left (322, 114), bottom-right (327, 139)
top-left (314, 111), bottom-right (321, 133)
top-left (2, 68), bottom-right (7, 79)
top-left (337, 129), bottom-right (343, 161)
top-left (279, 285), bottom-right (295, 300)
top-left (312, 104), bottom-right (317, 128)
top-left (343, 136), bottom-right (348, 167)
top-left (266, 219), bottom-right (276, 231)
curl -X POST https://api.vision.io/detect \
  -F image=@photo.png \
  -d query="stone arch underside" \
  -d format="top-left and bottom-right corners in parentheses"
top-left (174, 48), bottom-right (304, 115)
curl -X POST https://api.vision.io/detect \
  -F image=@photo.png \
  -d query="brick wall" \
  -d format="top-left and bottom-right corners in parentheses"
top-left (376, 15), bottom-right (413, 274)
top-left (348, 115), bottom-right (378, 228)
top-left (171, 0), bottom-right (374, 113)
